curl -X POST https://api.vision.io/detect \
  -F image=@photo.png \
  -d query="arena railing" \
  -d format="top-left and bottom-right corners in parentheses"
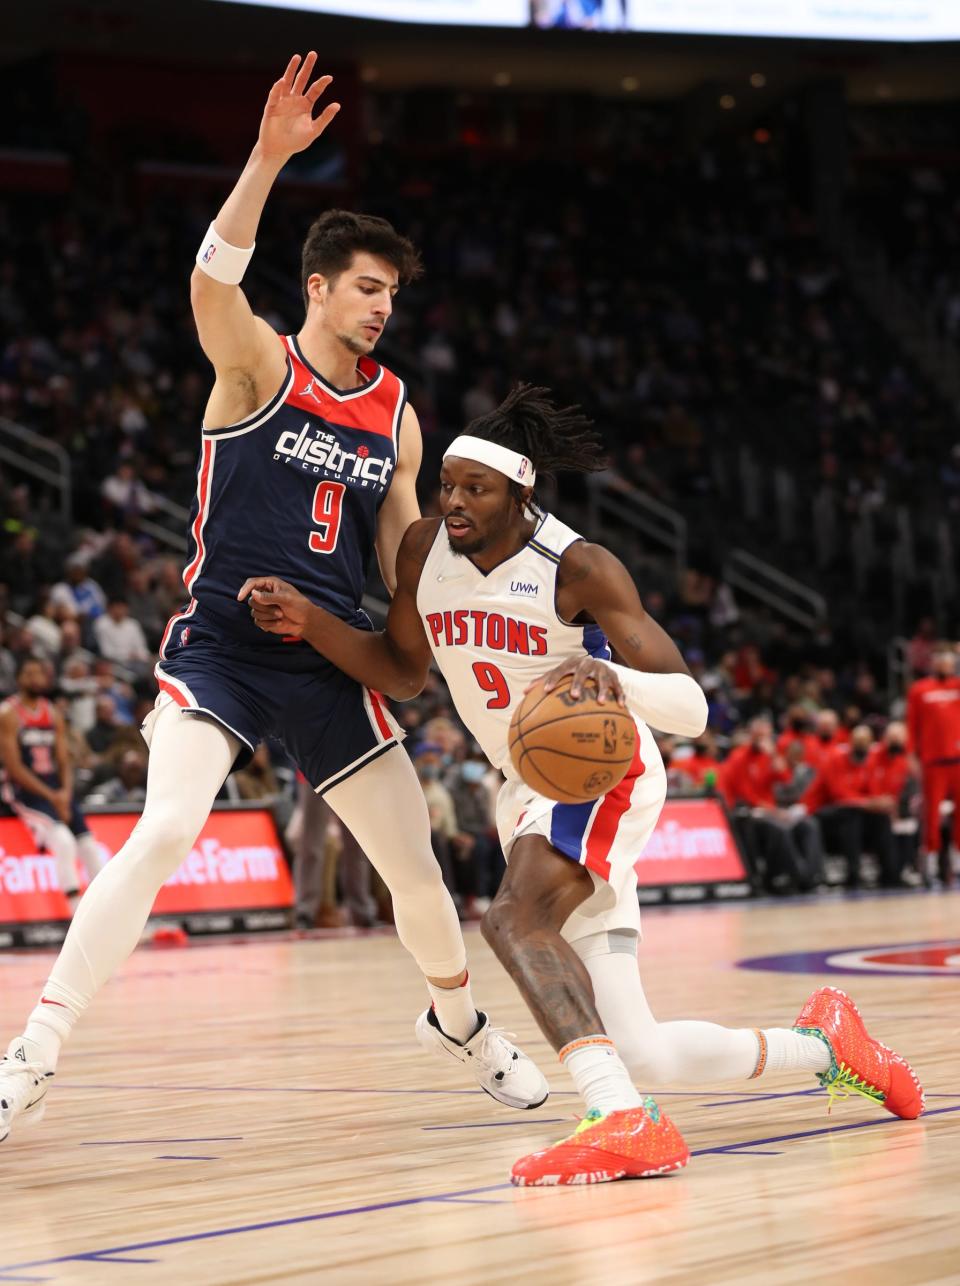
top-left (586, 474), bottom-right (687, 585)
top-left (722, 549), bottom-right (827, 630)
top-left (0, 416), bottom-right (72, 525)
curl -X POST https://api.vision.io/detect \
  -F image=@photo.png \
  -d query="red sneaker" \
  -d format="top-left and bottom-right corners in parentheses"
top-left (510, 1098), bottom-right (690, 1187)
top-left (793, 986), bottom-right (924, 1120)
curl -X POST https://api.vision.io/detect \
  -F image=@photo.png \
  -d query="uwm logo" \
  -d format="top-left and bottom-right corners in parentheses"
top-left (509, 580), bottom-right (538, 598)
top-left (274, 423), bottom-right (394, 489)
top-left (426, 609), bottom-right (548, 656)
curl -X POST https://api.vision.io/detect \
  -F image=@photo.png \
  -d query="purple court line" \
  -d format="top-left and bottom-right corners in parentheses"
top-left (2, 1107), bottom-right (959, 1281)
top-left (0, 1182), bottom-right (513, 1281)
top-left (81, 1137), bottom-right (242, 1146)
top-left (156, 1156), bottom-right (218, 1161)
top-left (690, 1102), bottom-right (960, 1156)
top-left (423, 1119), bottom-right (567, 1130)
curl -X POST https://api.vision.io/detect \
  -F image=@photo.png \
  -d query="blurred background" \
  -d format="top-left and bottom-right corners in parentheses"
top-left (2, 0), bottom-right (959, 933)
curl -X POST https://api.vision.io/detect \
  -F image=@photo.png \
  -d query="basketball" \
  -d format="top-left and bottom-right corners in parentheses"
top-left (508, 673), bottom-right (636, 804)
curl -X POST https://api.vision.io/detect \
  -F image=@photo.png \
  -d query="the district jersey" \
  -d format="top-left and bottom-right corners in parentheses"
top-left (171, 334), bottom-right (406, 656)
top-left (416, 512), bottom-right (618, 779)
top-left (0, 696), bottom-right (59, 801)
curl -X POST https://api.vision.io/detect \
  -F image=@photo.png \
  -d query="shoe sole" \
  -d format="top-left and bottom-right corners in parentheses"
top-left (417, 1016), bottom-right (550, 1111)
top-left (511, 1154), bottom-right (689, 1187)
top-left (480, 1083), bottom-right (549, 1111)
top-left (0, 1096), bottom-right (46, 1144)
top-left (802, 986), bottom-right (925, 1119)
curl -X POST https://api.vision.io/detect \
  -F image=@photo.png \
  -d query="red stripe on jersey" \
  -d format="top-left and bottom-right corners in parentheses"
top-left (183, 439), bottom-right (214, 592)
top-left (158, 599), bottom-right (197, 660)
top-left (583, 730), bottom-right (645, 883)
top-left (157, 677), bottom-right (191, 709)
top-left (11, 697), bottom-right (53, 729)
top-left (283, 344), bottom-right (398, 439)
top-left (367, 689), bottom-right (393, 741)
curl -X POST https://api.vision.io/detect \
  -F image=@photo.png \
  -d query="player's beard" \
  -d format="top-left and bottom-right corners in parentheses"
top-left (338, 327), bottom-right (375, 357)
top-left (447, 530), bottom-right (487, 558)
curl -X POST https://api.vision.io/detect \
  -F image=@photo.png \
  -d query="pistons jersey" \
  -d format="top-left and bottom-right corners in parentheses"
top-left (416, 512), bottom-right (616, 779)
top-left (171, 335), bottom-right (406, 658)
top-left (0, 696), bottom-right (59, 804)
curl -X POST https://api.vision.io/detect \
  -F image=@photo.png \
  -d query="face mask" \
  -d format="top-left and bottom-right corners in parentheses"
top-left (419, 764), bottom-right (439, 781)
top-left (887, 744), bottom-right (905, 755)
top-left (791, 718), bottom-right (809, 732)
top-left (850, 747), bottom-right (869, 763)
top-left (818, 730), bottom-right (833, 742)
top-left (461, 761), bottom-right (486, 784)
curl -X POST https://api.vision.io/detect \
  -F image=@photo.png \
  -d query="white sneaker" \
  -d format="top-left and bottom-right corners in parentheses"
top-left (416, 1008), bottom-right (549, 1110)
top-left (0, 1037), bottom-right (54, 1144)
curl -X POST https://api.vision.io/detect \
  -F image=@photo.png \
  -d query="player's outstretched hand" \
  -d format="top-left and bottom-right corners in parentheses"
top-left (238, 576), bottom-right (313, 638)
top-left (539, 657), bottom-right (626, 706)
top-left (258, 53), bottom-right (340, 163)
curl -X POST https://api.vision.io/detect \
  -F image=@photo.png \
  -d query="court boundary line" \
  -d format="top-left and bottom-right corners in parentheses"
top-left (2, 1106), bottom-right (958, 1282)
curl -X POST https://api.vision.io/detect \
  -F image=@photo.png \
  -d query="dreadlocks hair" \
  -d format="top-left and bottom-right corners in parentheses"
top-left (464, 383), bottom-right (607, 506)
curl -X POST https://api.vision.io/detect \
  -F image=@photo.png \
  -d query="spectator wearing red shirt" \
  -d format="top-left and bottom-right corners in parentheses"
top-left (776, 705), bottom-right (820, 764)
top-left (670, 731), bottom-right (722, 791)
top-left (816, 725), bottom-right (898, 887)
top-left (870, 721), bottom-right (921, 882)
top-left (721, 718), bottom-right (819, 892)
top-left (906, 648), bottom-right (960, 883)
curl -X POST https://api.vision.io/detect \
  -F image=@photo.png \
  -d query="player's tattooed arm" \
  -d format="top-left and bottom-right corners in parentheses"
top-left (238, 518), bottom-right (438, 700)
top-left (556, 542), bottom-right (690, 676)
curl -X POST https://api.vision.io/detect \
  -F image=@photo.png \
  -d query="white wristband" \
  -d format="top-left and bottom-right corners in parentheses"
top-left (195, 222), bottom-right (255, 285)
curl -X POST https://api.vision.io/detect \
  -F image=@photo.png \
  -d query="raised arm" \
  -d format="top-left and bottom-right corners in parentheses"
top-left (190, 53), bottom-right (340, 430)
top-left (548, 541), bottom-right (707, 737)
top-left (237, 518), bottom-right (438, 699)
top-left (374, 403), bottom-right (423, 595)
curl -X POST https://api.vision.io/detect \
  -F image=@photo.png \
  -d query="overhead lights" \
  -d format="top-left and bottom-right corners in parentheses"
top-left (622, 76), bottom-right (639, 92)
top-left (750, 72), bottom-right (766, 89)
top-left (719, 94), bottom-right (736, 110)
top-left (493, 71), bottom-right (511, 87)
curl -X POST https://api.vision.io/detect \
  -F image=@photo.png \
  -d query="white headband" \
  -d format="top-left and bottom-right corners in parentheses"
top-left (443, 435), bottom-right (536, 486)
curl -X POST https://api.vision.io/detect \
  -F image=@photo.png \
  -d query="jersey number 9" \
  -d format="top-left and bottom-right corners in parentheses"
top-left (309, 481), bottom-right (346, 554)
top-left (472, 661), bottom-right (510, 710)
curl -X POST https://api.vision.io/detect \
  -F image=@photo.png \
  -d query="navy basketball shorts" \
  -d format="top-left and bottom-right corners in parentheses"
top-left (153, 614), bottom-right (403, 794)
top-left (9, 792), bottom-right (90, 839)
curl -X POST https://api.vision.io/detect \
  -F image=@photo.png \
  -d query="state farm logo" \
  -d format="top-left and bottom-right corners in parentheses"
top-left (0, 851), bottom-right (60, 894)
top-left (643, 820), bottom-right (730, 860)
top-left (274, 423), bottom-right (394, 489)
top-left (164, 837), bottom-right (282, 887)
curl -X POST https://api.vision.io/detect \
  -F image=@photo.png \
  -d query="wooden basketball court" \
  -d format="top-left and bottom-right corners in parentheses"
top-left (2, 891), bottom-right (957, 1284)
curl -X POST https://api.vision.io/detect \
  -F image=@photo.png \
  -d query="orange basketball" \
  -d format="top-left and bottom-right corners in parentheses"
top-left (508, 673), bottom-right (636, 804)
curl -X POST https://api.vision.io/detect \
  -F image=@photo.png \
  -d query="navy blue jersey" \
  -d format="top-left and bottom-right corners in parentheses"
top-left (1, 697), bottom-right (59, 803)
top-left (161, 335), bottom-right (405, 668)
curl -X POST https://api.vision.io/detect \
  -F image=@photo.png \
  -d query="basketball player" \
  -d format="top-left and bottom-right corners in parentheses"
top-left (0, 54), bottom-right (547, 1145)
top-left (0, 657), bottom-right (105, 913)
top-left (907, 646), bottom-right (960, 886)
top-left (242, 385), bottom-right (924, 1185)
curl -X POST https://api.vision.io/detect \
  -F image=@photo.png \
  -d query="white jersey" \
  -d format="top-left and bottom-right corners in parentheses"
top-left (416, 511), bottom-right (615, 780)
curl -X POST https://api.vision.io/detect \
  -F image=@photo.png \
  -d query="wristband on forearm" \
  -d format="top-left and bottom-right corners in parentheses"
top-left (195, 222), bottom-right (255, 285)
top-left (608, 664), bottom-right (708, 737)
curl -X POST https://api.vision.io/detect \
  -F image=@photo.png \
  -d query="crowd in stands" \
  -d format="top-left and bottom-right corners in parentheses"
top-left (2, 76), bottom-right (957, 922)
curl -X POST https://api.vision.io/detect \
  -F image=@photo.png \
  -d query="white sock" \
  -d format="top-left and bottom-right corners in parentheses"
top-left (21, 980), bottom-right (84, 1071)
top-left (427, 974), bottom-right (479, 1044)
top-left (759, 1028), bottom-right (831, 1076)
top-left (560, 1036), bottom-right (645, 1114)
